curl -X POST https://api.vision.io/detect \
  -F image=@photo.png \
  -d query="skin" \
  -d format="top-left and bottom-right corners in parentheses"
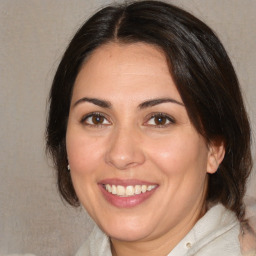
top-left (66, 42), bottom-right (225, 256)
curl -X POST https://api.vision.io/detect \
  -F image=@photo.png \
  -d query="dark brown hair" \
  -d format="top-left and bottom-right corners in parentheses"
top-left (46, 0), bottom-right (252, 219)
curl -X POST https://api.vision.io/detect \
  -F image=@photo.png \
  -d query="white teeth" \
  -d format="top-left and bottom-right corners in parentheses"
top-left (141, 185), bottom-right (147, 193)
top-left (112, 185), bottom-right (117, 195)
top-left (106, 184), bottom-right (112, 193)
top-left (147, 185), bottom-right (155, 191)
top-left (134, 185), bottom-right (142, 195)
top-left (104, 184), bottom-right (156, 197)
top-left (116, 185), bottom-right (125, 196)
top-left (126, 185), bottom-right (134, 196)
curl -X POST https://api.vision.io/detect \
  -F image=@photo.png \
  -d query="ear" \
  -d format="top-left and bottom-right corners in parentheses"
top-left (207, 139), bottom-right (225, 174)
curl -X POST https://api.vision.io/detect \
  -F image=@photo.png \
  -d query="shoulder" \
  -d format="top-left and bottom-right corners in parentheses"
top-left (193, 203), bottom-right (242, 255)
top-left (169, 204), bottom-right (242, 256)
top-left (240, 197), bottom-right (256, 256)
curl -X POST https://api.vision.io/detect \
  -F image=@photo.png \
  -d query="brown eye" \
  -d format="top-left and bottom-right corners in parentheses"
top-left (91, 115), bottom-right (104, 124)
top-left (146, 113), bottom-right (175, 127)
top-left (154, 116), bottom-right (167, 125)
top-left (82, 113), bottom-right (111, 126)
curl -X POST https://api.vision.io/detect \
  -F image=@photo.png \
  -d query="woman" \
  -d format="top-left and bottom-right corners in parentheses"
top-left (46, 1), bottom-right (255, 255)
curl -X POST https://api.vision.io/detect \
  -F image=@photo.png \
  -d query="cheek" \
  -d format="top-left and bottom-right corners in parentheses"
top-left (66, 129), bottom-right (105, 175)
top-left (147, 131), bottom-right (209, 179)
top-left (147, 133), bottom-right (209, 212)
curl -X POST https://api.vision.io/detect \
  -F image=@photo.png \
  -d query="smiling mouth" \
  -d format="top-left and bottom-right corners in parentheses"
top-left (103, 184), bottom-right (157, 197)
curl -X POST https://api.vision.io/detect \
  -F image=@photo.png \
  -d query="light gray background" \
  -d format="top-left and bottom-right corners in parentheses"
top-left (0, 0), bottom-right (255, 255)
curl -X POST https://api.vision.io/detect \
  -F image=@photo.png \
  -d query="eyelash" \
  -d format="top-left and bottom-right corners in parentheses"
top-left (145, 113), bottom-right (175, 127)
top-left (80, 112), bottom-right (111, 128)
top-left (80, 112), bottom-right (175, 128)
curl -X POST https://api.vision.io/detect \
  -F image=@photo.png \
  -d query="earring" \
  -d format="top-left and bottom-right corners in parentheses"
top-left (67, 164), bottom-right (70, 172)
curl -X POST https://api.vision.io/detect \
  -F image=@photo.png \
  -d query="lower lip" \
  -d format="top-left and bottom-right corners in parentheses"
top-left (99, 185), bottom-right (158, 208)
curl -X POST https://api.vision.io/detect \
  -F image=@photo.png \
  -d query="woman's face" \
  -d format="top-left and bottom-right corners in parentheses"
top-left (66, 42), bottom-right (222, 244)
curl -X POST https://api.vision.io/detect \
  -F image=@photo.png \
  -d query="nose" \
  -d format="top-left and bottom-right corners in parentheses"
top-left (105, 126), bottom-right (145, 170)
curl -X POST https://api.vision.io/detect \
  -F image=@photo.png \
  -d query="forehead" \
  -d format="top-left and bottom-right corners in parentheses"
top-left (72, 42), bottom-right (182, 103)
top-left (83, 42), bottom-right (169, 72)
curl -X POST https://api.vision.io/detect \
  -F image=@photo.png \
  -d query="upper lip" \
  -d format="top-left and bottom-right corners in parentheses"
top-left (98, 178), bottom-right (158, 186)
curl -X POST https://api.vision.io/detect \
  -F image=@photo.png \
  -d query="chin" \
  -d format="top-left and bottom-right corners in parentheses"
top-left (100, 216), bottom-right (154, 242)
top-left (108, 229), bottom-right (151, 242)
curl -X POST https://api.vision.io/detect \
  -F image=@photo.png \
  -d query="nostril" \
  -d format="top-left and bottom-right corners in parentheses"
top-left (105, 149), bottom-right (145, 170)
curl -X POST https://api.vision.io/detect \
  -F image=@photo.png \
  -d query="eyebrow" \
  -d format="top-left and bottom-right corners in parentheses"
top-left (73, 97), bottom-right (112, 108)
top-left (72, 97), bottom-right (184, 109)
top-left (138, 98), bottom-right (184, 109)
